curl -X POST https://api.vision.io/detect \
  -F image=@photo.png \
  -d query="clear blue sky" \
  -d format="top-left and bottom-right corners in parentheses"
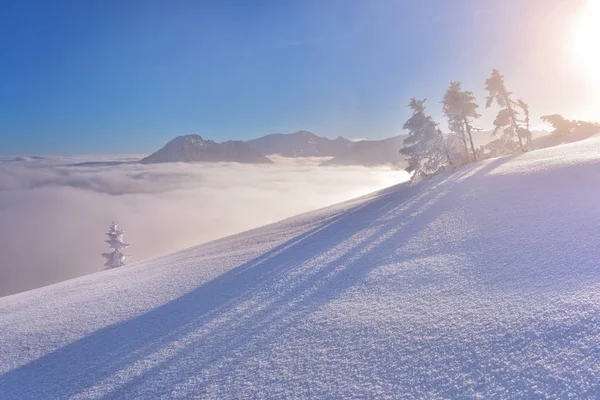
top-left (0, 0), bottom-right (592, 154)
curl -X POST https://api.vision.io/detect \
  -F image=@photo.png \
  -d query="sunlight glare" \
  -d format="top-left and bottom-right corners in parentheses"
top-left (571, 0), bottom-right (600, 89)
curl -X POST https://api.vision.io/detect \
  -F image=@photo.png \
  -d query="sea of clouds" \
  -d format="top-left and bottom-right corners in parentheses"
top-left (0, 155), bottom-right (408, 297)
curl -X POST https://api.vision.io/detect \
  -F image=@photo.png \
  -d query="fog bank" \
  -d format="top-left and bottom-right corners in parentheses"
top-left (0, 155), bottom-right (408, 296)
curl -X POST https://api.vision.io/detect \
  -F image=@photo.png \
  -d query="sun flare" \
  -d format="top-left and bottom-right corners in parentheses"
top-left (571, 0), bottom-right (600, 88)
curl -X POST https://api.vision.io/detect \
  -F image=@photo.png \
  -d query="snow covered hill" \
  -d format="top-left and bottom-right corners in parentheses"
top-left (2, 137), bottom-right (600, 399)
top-left (141, 134), bottom-right (273, 164)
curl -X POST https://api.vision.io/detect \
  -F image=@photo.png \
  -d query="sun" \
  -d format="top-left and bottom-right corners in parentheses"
top-left (571, 0), bottom-right (600, 88)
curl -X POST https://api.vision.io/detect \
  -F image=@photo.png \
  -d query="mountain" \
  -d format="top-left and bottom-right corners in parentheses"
top-left (141, 134), bottom-right (272, 164)
top-left (320, 135), bottom-right (408, 167)
top-left (246, 130), bottom-right (352, 157)
top-left (3, 137), bottom-right (600, 398)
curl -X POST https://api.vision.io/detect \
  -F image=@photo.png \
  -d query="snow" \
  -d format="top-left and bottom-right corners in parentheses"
top-left (2, 137), bottom-right (600, 398)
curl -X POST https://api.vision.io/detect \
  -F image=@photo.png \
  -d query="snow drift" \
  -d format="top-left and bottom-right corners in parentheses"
top-left (1, 137), bottom-right (600, 398)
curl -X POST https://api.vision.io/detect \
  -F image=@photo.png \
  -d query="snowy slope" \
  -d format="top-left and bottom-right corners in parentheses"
top-left (2, 138), bottom-right (600, 398)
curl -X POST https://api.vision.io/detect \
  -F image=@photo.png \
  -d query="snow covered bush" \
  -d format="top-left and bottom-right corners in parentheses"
top-left (444, 132), bottom-right (470, 167)
top-left (102, 221), bottom-right (130, 269)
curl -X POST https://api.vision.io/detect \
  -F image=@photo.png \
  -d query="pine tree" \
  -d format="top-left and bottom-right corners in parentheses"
top-left (541, 114), bottom-right (600, 137)
top-left (442, 81), bottom-right (481, 162)
top-left (102, 221), bottom-right (130, 269)
top-left (400, 98), bottom-right (451, 183)
top-left (541, 114), bottom-right (578, 137)
top-left (485, 69), bottom-right (527, 153)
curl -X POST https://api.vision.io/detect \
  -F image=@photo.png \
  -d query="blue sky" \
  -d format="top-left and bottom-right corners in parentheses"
top-left (0, 0), bottom-right (593, 154)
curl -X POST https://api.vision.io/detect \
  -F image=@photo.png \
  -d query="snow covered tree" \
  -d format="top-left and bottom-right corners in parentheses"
top-left (443, 129), bottom-right (469, 167)
top-left (541, 115), bottom-right (600, 137)
top-left (442, 81), bottom-right (480, 162)
top-left (541, 114), bottom-right (579, 137)
top-left (575, 120), bottom-right (600, 135)
top-left (485, 69), bottom-right (528, 154)
top-left (400, 98), bottom-right (452, 183)
top-left (102, 221), bottom-right (130, 269)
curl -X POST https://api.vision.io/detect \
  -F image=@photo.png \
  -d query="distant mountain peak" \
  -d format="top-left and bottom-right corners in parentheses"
top-left (141, 134), bottom-right (271, 164)
top-left (246, 131), bottom-right (352, 157)
top-left (292, 130), bottom-right (316, 136)
top-left (158, 134), bottom-right (209, 148)
top-left (170, 134), bottom-right (204, 141)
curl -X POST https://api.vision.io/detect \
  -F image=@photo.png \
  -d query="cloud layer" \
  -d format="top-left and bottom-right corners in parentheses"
top-left (0, 155), bottom-right (408, 297)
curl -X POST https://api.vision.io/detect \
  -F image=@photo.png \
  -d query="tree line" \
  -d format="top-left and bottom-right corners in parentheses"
top-left (399, 69), bottom-right (599, 182)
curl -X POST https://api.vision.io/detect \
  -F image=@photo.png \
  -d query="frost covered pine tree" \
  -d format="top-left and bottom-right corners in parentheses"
top-left (400, 98), bottom-right (451, 183)
top-left (541, 114), bottom-right (579, 137)
top-left (485, 69), bottom-right (528, 154)
top-left (442, 81), bottom-right (480, 162)
top-left (540, 115), bottom-right (600, 137)
top-left (102, 221), bottom-right (130, 269)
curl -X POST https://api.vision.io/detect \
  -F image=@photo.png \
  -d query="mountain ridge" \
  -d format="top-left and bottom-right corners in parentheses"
top-left (245, 130), bottom-right (353, 157)
top-left (320, 135), bottom-right (408, 167)
top-left (140, 134), bottom-right (273, 164)
top-left (142, 129), bottom-right (555, 167)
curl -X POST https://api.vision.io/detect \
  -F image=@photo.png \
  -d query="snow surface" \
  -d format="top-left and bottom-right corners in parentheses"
top-left (1, 137), bottom-right (600, 399)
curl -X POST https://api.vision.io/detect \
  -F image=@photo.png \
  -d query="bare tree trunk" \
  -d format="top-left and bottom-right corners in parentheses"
top-left (460, 131), bottom-right (469, 159)
top-left (504, 98), bottom-right (525, 152)
top-left (437, 128), bottom-right (455, 169)
top-left (462, 113), bottom-right (477, 162)
top-left (525, 117), bottom-right (534, 151)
